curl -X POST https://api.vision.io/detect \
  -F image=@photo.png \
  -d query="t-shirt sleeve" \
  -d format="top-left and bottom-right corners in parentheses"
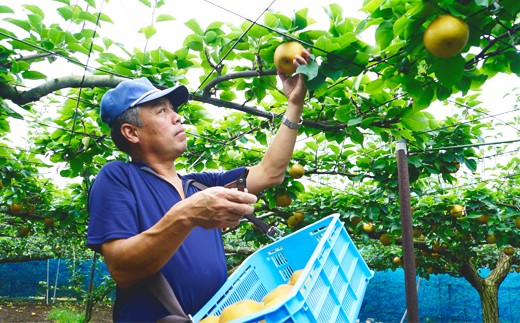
top-left (87, 162), bottom-right (139, 253)
top-left (188, 166), bottom-right (247, 188)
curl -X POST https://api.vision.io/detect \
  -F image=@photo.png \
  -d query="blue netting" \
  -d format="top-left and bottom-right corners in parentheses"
top-left (359, 269), bottom-right (520, 323)
top-left (1, 260), bottom-right (518, 323)
top-left (0, 259), bottom-right (110, 299)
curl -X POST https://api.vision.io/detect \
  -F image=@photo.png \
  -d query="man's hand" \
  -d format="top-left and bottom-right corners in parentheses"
top-left (180, 187), bottom-right (257, 229)
top-left (278, 48), bottom-right (312, 106)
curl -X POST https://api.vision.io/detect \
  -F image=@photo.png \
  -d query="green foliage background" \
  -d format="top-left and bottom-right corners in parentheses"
top-left (0, 0), bottom-right (518, 319)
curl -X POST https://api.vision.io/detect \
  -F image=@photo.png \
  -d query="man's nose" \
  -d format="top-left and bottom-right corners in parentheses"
top-left (172, 111), bottom-right (183, 124)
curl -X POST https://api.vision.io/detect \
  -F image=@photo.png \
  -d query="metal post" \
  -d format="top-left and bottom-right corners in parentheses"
top-left (396, 139), bottom-right (419, 323)
top-left (84, 252), bottom-right (98, 323)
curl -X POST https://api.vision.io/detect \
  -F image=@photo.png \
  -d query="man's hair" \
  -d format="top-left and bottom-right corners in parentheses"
top-left (110, 106), bottom-right (143, 154)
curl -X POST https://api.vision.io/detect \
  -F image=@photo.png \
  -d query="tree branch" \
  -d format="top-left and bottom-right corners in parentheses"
top-left (0, 74), bottom-right (352, 132)
top-left (202, 69), bottom-right (277, 96)
top-left (190, 93), bottom-right (346, 132)
top-left (0, 75), bottom-right (126, 106)
top-left (465, 24), bottom-right (520, 68)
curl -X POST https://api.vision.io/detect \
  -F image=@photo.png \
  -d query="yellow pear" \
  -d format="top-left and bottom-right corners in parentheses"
top-left (362, 222), bottom-right (374, 233)
top-left (199, 315), bottom-right (219, 323)
top-left (503, 247), bottom-right (515, 256)
top-left (219, 299), bottom-right (263, 323)
top-left (274, 42), bottom-right (304, 74)
top-left (262, 284), bottom-right (293, 308)
top-left (275, 193), bottom-right (292, 207)
top-left (288, 164), bottom-right (305, 179)
top-left (288, 269), bottom-right (304, 286)
top-left (423, 14), bottom-right (469, 58)
top-left (449, 205), bottom-right (464, 217)
top-left (379, 233), bottom-right (391, 246)
top-left (287, 215), bottom-right (300, 228)
top-left (476, 213), bottom-right (491, 224)
top-left (292, 211), bottom-right (304, 221)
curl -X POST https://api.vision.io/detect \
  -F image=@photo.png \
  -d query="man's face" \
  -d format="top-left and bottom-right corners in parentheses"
top-left (135, 97), bottom-right (187, 159)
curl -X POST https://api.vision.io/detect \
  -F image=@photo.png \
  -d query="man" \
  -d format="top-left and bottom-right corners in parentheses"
top-left (87, 49), bottom-right (310, 322)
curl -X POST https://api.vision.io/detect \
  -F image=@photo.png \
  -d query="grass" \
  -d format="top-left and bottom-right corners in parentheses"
top-left (47, 305), bottom-right (85, 323)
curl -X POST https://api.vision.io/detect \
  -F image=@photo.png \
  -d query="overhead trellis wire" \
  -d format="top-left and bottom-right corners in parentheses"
top-left (0, 31), bottom-right (127, 80)
top-left (186, 0), bottom-right (281, 169)
top-left (2, 1), bottom-right (518, 173)
top-left (423, 172), bottom-right (520, 196)
top-left (414, 106), bottom-right (520, 137)
top-left (195, 0), bottom-right (278, 95)
top-left (65, 0), bottom-right (106, 155)
top-left (408, 138), bottom-right (520, 155)
top-left (201, 0), bottom-right (368, 72)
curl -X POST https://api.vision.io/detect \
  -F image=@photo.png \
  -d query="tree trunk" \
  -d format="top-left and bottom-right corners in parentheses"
top-left (479, 285), bottom-right (499, 323)
top-left (458, 252), bottom-right (513, 323)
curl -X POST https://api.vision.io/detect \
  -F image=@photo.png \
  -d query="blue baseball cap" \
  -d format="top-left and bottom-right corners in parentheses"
top-left (100, 77), bottom-right (189, 125)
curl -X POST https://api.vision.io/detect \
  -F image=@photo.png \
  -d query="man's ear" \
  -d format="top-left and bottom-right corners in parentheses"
top-left (120, 123), bottom-right (140, 144)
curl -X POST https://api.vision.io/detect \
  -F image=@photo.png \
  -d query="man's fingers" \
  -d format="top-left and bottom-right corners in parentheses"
top-left (223, 188), bottom-right (258, 204)
top-left (228, 203), bottom-right (255, 216)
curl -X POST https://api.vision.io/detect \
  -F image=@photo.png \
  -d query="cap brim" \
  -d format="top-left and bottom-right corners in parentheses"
top-left (138, 85), bottom-right (189, 108)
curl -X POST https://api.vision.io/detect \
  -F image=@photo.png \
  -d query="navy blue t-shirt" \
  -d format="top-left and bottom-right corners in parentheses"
top-left (87, 161), bottom-right (245, 322)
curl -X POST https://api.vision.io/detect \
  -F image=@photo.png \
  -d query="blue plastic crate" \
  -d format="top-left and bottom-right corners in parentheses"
top-left (191, 213), bottom-right (374, 323)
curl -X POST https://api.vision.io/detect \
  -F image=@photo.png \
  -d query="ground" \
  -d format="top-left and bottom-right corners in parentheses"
top-left (0, 299), bottom-right (112, 322)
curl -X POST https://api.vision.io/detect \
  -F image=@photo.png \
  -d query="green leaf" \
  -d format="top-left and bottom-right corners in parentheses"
top-left (23, 4), bottom-right (45, 18)
top-left (21, 70), bottom-right (47, 80)
top-left (464, 159), bottom-right (477, 171)
top-left (508, 51), bottom-right (520, 75)
top-left (138, 0), bottom-right (152, 7)
top-left (99, 12), bottom-right (113, 23)
top-left (436, 84), bottom-right (452, 101)
top-left (291, 181), bottom-right (306, 193)
top-left (0, 6), bottom-right (14, 14)
top-left (57, 7), bottom-right (73, 21)
top-left (296, 58), bottom-right (319, 80)
top-left (475, 0), bottom-right (491, 6)
top-left (348, 117), bottom-right (363, 127)
top-left (156, 14), bottom-right (175, 22)
top-left (78, 11), bottom-right (98, 24)
top-left (405, 78), bottom-right (424, 100)
top-left (139, 25), bottom-right (157, 40)
top-left (350, 129), bottom-right (364, 145)
top-left (185, 19), bottom-right (204, 36)
top-left (413, 85), bottom-right (435, 110)
top-left (205, 30), bottom-right (217, 44)
top-left (320, 63), bottom-right (343, 81)
top-left (69, 157), bottom-right (83, 174)
top-left (335, 106), bottom-right (351, 123)
top-left (6, 19), bottom-right (31, 32)
top-left (362, 0), bottom-right (384, 13)
top-left (0, 101), bottom-right (22, 119)
top-left (219, 90), bottom-right (236, 101)
top-left (247, 23), bottom-right (268, 38)
top-left (305, 141), bottom-right (318, 152)
top-left (314, 35), bottom-right (341, 53)
top-left (365, 78), bottom-right (384, 94)
top-left (324, 3), bottom-right (343, 21)
top-left (305, 71), bottom-right (326, 92)
top-left (206, 159), bottom-right (218, 169)
top-left (500, 0), bottom-right (520, 15)
top-left (400, 112), bottom-right (429, 131)
top-left (375, 21), bottom-right (393, 50)
top-left (293, 8), bottom-right (309, 31)
top-left (434, 55), bottom-right (465, 88)
top-left (67, 43), bottom-right (89, 55)
top-left (183, 34), bottom-right (203, 51)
